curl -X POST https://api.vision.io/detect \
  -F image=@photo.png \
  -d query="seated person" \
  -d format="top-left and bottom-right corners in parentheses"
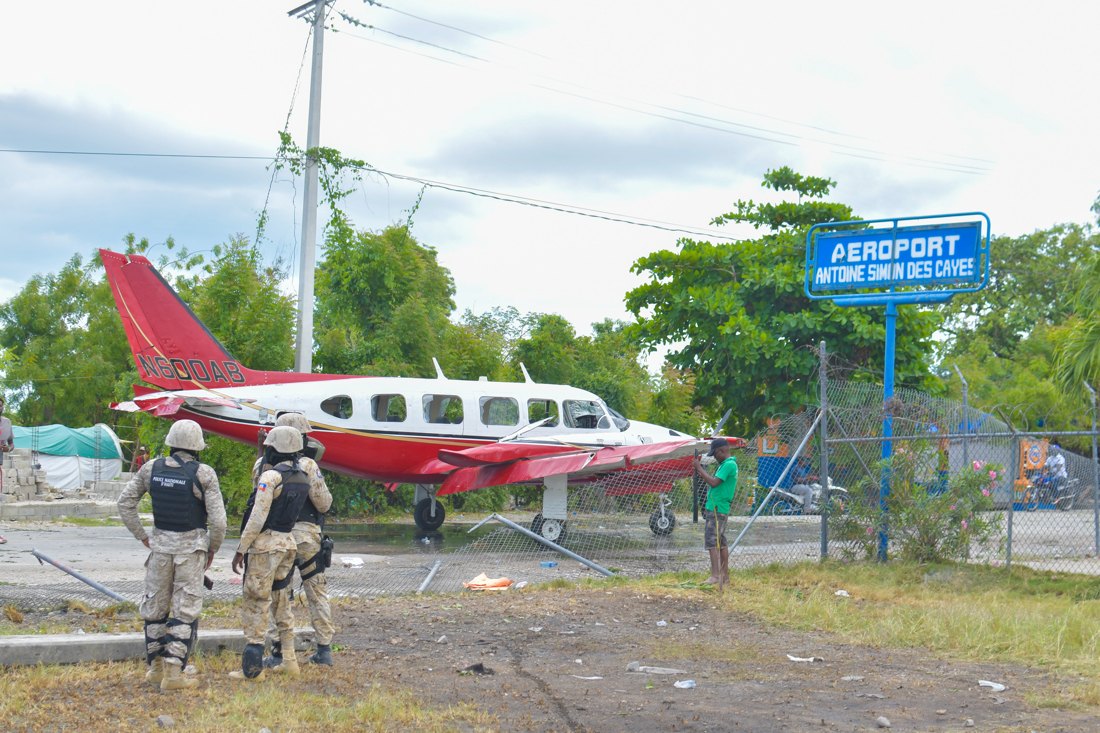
top-left (789, 456), bottom-right (816, 509)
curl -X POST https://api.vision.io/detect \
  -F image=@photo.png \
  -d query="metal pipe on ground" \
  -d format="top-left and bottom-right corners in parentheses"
top-left (32, 549), bottom-right (130, 604)
top-left (417, 560), bottom-right (443, 594)
top-left (728, 410), bottom-right (825, 556)
top-left (471, 513), bottom-right (615, 577)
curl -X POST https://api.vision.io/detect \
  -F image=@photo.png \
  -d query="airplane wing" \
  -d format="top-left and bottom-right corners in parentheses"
top-left (436, 439), bottom-right (708, 496)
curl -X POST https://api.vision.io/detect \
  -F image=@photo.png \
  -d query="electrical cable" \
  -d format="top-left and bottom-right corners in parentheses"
top-left (347, 5), bottom-right (995, 171)
top-left (0, 148), bottom-right (747, 243)
top-left (335, 21), bottom-right (988, 176)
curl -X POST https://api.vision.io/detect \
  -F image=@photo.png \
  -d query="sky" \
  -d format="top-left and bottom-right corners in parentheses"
top-left (2, 1), bottom-right (1099, 357)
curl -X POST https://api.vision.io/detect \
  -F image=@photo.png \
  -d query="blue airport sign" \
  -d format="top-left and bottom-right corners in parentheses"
top-left (809, 220), bottom-right (982, 293)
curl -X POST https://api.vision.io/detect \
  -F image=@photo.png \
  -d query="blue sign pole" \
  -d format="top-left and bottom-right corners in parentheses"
top-left (805, 213), bottom-right (991, 564)
top-left (879, 301), bottom-right (897, 562)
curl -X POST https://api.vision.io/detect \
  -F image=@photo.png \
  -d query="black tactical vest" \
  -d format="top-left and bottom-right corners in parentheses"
top-left (149, 455), bottom-right (207, 532)
top-left (261, 462), bottom-right (311, 534)
top-left (249, 458), bottom-right (322, 528)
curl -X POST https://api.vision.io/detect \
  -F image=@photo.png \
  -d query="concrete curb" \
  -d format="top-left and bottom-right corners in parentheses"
top-left (0, 627), bottom-right (317, 666)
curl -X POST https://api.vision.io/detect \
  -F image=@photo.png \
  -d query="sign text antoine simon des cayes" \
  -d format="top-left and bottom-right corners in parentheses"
top-left (810, 221), bottom-right (982, 292)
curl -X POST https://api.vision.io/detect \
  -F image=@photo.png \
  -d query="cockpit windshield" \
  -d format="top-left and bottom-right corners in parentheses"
top-left (605, 404), bottom-right (631, 431)
top-left (563, 400), bottom-right (610, 430)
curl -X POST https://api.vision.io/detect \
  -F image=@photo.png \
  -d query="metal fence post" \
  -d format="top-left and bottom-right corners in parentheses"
top-left (954, 364), bottom-right (969, 469)
top-left (819, 341), bottom-right (829, 559)
top-left (1086, 382), bottom-right (1100, 555)
top-left (996, 406), bottom-right (1017, 571)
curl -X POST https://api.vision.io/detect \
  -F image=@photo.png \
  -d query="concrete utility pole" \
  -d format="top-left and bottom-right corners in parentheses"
top-left (291, 0), bottom-right (328, 373)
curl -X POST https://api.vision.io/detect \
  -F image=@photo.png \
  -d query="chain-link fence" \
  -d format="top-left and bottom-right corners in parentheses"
top-left (3, 365), bottom-right (1099, 612)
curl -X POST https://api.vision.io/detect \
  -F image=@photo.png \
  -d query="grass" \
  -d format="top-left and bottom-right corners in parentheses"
top-left (58, 516), bottom-right (123, 527)
top-left (566, 560), bottom-right (1100, 704)
top-left (0, 652), bottom-right (497, 732)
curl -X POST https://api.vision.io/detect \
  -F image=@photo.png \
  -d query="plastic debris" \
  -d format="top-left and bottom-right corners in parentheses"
top-left (435, 635), bottom-right (448, 644)
top-left (859, 693), bottom-right (885, 699)
top-left (786, 654), bottom-right (818, 662)
top-left (462, 573), bottom-right (513, 591)
top-left (674, 680), bottom-right (696, 689)
top-left (572, 675), bottom-right (603, 680)
top-left (183, 665), bottom-right (197, 675)
top-left (835, 590), bottom-right (851, 597)
top-left (841, 676), bottom-right (864, 681)
top-left (229, 577), bottom-right (242, 585)
top-left (341, 557), bottom-right (364, 568)
top-left (656, 620), bottom-right (668, 627)
top-left (528, 627), bottom-right (543, 632)
top-left (964, 720), bottom-right (975, 728)
top-left (540, 562), bottom-right (558, 567)
top-left (575, 659), bottom-right (583, 664)
top-left (876, 716), bottom-right (891, 728)
top-left (628, 665), bottom-right (686, 675)
top-left (75, 629), bottom-right (85, 634)
top-left (978, 680), bottom-right (1006, 692)
top-left (514, 581), bottom-right (528, 589)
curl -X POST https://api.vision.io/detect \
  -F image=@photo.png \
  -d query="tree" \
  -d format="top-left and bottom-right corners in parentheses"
top-left (313, 224), bottom-right (456, 377)
top-left (626, 167), bottom-right (941, 435)
top-left (939, 224), bottom-right (1097, 360)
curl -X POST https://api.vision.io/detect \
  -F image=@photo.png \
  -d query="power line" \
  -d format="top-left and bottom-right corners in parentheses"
top-left (0, 148), bottom-right (747, 243)
top-left (334, 19), bottom-right (989, 177)
top-left (349, 4), bottom-right (995, 170)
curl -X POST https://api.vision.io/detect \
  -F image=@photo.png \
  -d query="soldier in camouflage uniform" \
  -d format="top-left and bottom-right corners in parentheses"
top-left (257, 412), bottom-right (335, 669)
top-left (118, 420), bottom-right (227, 691)
top-left (229, 426), bottom-right (312, 681)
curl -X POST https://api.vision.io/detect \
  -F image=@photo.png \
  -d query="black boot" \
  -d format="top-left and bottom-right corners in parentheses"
top-left (263, 640), bottom-right (283, 669)
top-left (309, 644), bottom-right (333, 666)
top-left (241, 643), bottom-right (265, 678)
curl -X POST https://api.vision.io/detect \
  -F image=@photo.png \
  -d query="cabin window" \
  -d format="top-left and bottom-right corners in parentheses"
top-left (371, 394), bottom-right (407, 423)
top-left (527, 399), bottom-right (559, 427)
top-left (479, 396), bottom-right (519, 426)
top-left (563, 400), bottom-right (610, 430)
top-left (320, 395), bottom-right (353, 420)
top-left (423, 394), bottom-right (463, 424)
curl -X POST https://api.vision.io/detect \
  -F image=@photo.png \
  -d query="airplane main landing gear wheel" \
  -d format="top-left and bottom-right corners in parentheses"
top-left (649, 508), bottom-right (676, 536)
top-left (414, 498), bottom-right (446, 531)
top-left (530, 513), bottom-right (566, 543)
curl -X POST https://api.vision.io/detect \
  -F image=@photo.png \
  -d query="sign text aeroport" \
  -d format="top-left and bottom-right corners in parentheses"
top-left (810, 221), bottom-right (981, 292)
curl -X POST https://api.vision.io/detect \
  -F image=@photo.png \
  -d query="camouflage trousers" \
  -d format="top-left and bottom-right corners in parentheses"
top-left (140, 550), bottom-right (206, 667)
top-left (242, 550), bottom-right (297, 661)
top-left (269, 524), bottom-right (334, 646)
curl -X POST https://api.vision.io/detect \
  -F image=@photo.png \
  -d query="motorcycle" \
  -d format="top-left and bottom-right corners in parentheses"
top-left (1026, 473), bottom-right (1079, 511)
top-left (767, 480), bottom-right (848, 516)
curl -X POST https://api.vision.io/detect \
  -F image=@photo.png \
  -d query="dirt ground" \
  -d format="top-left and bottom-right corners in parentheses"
top-left (334, 586), bottom-right (1099, 732)
top-left (6, 583), bottom-right (1100, 732)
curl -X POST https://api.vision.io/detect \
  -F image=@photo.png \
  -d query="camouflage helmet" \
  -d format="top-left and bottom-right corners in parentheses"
top-left (264, 425), bottom-right (304, 454)
top-left (165, 419), bottom-right (206, 451)
top-left (275, 412), bottom-right (313, 434)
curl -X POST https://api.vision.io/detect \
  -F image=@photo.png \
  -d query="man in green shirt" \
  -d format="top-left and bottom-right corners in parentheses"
top-left (692, 437), bottom-right (738, 587)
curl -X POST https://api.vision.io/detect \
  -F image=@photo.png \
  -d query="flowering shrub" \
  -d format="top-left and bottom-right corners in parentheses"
top-left (830, 446), bottom-right (1003, 563)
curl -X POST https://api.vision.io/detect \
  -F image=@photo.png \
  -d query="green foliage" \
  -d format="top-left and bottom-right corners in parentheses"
top-left (710, 166), bottom-right (855, 231)
top-left (0, 254), bottom-right (133, 428)
top-left (314, 224), bottom-right (456, 377)
top-left (831, 451), bottom-right (1003, 563)
top-left (1056, 245), bottom-right (1100, 396)
top-left (627, 168), bottom-right (940, 435)
top-left (940, 224), bottom-right (1097, 360)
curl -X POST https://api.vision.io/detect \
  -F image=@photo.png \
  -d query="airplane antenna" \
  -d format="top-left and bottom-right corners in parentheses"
top-left (519, 363), bottom-right (535, 384)
top-left (432, 358), bottom-right (448, 380)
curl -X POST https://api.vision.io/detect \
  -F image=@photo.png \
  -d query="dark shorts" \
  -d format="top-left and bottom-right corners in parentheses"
top-left (704, 510), bottom-right (729, 549)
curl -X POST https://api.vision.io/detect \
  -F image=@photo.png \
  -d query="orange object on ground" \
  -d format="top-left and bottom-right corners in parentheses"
top-left (463, 573), bottom-right (513, 591)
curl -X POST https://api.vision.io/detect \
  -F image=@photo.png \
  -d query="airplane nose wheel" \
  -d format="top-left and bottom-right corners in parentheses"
top-left (649, 509), bottom-right (676, 536)
top-left (414, 498), bottom-right (446, 531)
top-left (530, 513), bottom-right (566, 543)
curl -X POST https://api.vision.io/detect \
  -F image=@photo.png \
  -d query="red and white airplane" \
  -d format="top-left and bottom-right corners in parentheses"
top-left (101, 249), bottom-right (733, 538)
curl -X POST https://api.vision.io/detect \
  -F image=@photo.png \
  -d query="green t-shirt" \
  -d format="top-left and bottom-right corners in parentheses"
top-left (705, 456), bottom-right (739, 514)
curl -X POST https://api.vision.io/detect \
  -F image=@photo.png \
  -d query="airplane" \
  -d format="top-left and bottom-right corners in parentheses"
top-left (100, 248), bottom-right (739, 539)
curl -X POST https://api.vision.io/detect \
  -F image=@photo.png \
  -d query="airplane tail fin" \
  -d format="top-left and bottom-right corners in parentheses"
top-left (99, 249), bottom-right (340, 390)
